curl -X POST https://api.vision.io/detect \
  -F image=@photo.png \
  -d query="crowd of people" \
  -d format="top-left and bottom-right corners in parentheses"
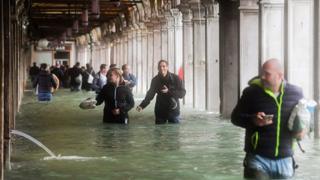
top-left (30, 58), bottom-right (310, 179)
top-left (29, 60), bottom-right (186, 125)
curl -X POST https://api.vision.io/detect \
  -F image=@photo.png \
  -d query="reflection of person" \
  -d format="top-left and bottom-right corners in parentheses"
top-left (122, 64), bottom-right (137, 90)
top-left (96, 68), bottom-right (134, 124)
top-left (136, 60), bottom-right (186, 124)
top-left (231, 59), bottom-right (304, 179)
top-left (33, 63), bottom-right (57, 101)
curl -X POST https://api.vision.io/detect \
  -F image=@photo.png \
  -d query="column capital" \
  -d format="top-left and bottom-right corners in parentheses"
top-left (203, 1), bottom-right (219, 18)
top-left (259, 0), bottom-right (284, 6)
top-left (189, 2), bottom-right (206, 21)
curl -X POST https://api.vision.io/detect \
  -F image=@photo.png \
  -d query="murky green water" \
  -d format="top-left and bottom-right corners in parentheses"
top-left (5, 89), bottom-right (320, 179)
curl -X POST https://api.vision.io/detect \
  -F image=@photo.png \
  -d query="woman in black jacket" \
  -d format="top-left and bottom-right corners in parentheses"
top-left (96, 68), bottom-right (134, 124)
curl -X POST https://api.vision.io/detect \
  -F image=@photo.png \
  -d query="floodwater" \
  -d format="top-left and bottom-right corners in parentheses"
top-left (5, 89), bottom-right (320, 179)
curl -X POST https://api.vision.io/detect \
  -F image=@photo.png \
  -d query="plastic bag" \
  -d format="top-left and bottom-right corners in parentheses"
top-left (79, 98), bottom-right (97, 109)
top-left (288, 99), bottom-right (311, 134)
top-left (75, 74), bottom-right (82, 84)
top-left (87, 74), bottom-right (94, 84)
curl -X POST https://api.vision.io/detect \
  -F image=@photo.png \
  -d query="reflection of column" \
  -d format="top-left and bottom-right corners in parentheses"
top-left (153, 19), bottom-right (161, 76)
top-left (180, 5), bottom-right (194, 107)
top-left (285, 0), bottom-right (313, 98)
top-left (205, 1), bottom-right (220, 113)
top-left (146, 23), bottom-right (154, 89)
top-left (141, 29), bottom-right (149, 93)
top-left (239, 0), bottom-right (259, 92)
top-left (259, 0), bottom-right (284, 65)
top-left (191, 2), bottom-right (206, 110)
top-left (220, 0), bottom-right (240, 117)
top-left (314, 0), bottom-right (320, 138)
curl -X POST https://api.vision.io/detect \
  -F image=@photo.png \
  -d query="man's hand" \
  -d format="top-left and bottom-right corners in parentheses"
top-left (136, 106), bottom-right (143, 112)
top-left (253, 112), bottom-right (273, 127)
top-left (161, 85), bottom-right (168, 93)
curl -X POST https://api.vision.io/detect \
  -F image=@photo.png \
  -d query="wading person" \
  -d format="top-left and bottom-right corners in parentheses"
top-left (33, 63), bottom-right (57, 101)
top-left (231, 59), bottom-right (305, 179)
top-left (92, 64), bottom-right (108, 94)
top-left (96, 68), bottom-right (134, 124)
top-left (136, 60), bottom-right (186, 124)
top-left (122, 64), bottom-right (137, 91)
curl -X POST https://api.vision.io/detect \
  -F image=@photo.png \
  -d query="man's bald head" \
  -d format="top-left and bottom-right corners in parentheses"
top-left (261, 58), bottom-right (284, 92)
top-left (262, 58), bottom-right (284, 74)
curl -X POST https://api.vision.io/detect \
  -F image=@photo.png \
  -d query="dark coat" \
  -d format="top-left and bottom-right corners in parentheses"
top-left (96, 83), bottom-right (135, 123)
top-left (231, 79), bottom-right (303, 158)
top-left (139, 72), bottom-right (186, 119)
top-left (33, 71), bottom-right (57, 93)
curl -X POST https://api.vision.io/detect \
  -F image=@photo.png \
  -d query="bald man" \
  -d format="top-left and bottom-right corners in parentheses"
top-left (231, 59), bottom-right (304, 179)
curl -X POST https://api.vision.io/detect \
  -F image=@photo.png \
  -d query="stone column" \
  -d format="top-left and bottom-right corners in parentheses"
top-left (220, 0), bottom-right (240, 117)
top-left (171, 9), bottom-right (183, 75)
top-left (141, 28), bottom-right (149, 94)
top-left (119, 38), bottom-right (123, 67)
top-left (167, 11), bottom-right (175, 72)
top-left (205, 0), bottom-right (220, 113)
top-left (132, 30), bottom-right (137, 79)
top-left (160, 16), bottom-right (168, 62)
top-left (239, 0), bottom-right (259, 92)
top-left (146, 23), bottom-right (154, 89)
top-left (153, 19), bottom-right (162, 76)
top-left (285, 0), bottom-right (314, 98)
top-left (127, 29), bottom-right (133, 69)
top-left (259, 0), bottom-right (285, 65)
top-left (180, 4), bottom-right (194, 107)
top-left (314, 0), bottom-right (320, 138)
top-left (122, 32), bottom-right (128, 65)
top-left (136, 28), bottom-right (143, 94)
top-left (191, 1), bottom-right (206, 110)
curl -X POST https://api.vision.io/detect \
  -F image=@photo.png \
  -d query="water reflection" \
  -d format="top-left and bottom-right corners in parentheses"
top-left (152, 125), bottom-right (180, 151)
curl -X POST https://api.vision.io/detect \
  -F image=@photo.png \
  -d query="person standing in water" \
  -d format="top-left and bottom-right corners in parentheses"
top-left (33, 63), bottom-right (57, 101)
top-left (136, 60), bottom-right (186, 124)
top-left (122, 64), bottom-right (137, 91)
top-left (231, 59), bottom-right (305, 179)
top-left (96, 68), bottom-right (135, 124)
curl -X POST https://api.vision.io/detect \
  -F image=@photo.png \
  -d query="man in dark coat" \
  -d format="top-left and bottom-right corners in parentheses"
top-left (231, 59), bottom-right (305, 179)
top-left (136, 60), bottom-right (186, 124)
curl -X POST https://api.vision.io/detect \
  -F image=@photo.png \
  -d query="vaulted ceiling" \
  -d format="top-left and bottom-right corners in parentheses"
top-left (26, 0), bottom-right (143, 40)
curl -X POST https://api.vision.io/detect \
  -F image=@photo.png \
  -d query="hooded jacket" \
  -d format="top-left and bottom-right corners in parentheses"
top-left (231, 78), bottom-right (303, 158)
top-left (96, 83), bottom-right (134, 123)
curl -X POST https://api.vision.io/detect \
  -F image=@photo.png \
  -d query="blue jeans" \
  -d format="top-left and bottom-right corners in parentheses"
top-left (155, 116), bottom-right (180, 124)
top-left (244, 153), bottom-right (294, 179)
top-left (38, 92), bottom-right (52, 101)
